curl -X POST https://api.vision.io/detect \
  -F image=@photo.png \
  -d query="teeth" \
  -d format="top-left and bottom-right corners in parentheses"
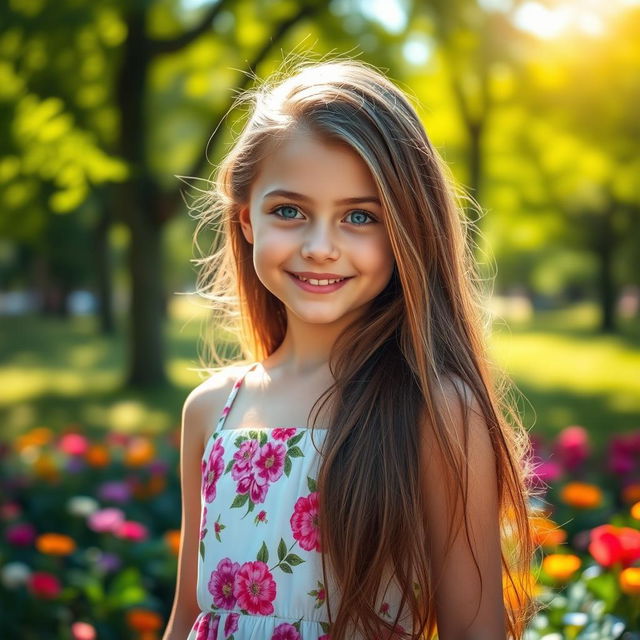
top-left (294, 274), bottom-right (345, 285)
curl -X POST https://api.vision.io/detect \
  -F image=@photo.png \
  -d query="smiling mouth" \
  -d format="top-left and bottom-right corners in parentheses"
top-left (289, 273), bottom-right (352, 286)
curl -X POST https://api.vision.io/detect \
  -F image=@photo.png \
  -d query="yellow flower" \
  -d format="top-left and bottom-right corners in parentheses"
top-left (124, 437), bottom-right (155, 467)
top-left (33, 453), bottom-right (60, 482)
top-left (630, 501), bottom-right (640, 521)
top-left (619, 567), bottom-right (640, 596)
top-left (36, 533), bottom-right (76, 556)
top-left (542, 553), bottom-right (581, 583)
top-left (164, 530), bottom-right (181, 555)
top-left (559, 482), bottom-right (603, 509)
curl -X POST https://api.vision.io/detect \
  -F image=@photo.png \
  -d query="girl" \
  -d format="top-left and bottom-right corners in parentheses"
top-left (163, 56), bottom-right (542, 640)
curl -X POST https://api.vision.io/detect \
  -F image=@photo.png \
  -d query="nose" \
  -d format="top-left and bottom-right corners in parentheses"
top-left (301, 220), bottom-right (339, 261)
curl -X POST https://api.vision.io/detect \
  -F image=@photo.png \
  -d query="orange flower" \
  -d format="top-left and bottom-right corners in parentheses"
top-left (16, 427), bottom-right (54, 451)
top-left (622, 484), bottom-right (640, 505)
top-left (530, 516), bottom-right (567, 548)
top-left (502, 570), bottom-right (541, 613)
top-left (630, 501), bottom-right (640, 521)
top-left (619, 567), bottom-right (640, 596)
top-left (85, 444), bottom-right (110, 468)
top-left (36, 533), bottom-right (76, 556)
top-left (559, 482), bottom-right (603, 509)
top-left (542, 553), bottom-right (581, 582)
top-left (124, 437), bottom-right (155, 467)
top-left (126, 609), bottom-right (163, 632)
top-left (164, 530), bottom-right (181, 555)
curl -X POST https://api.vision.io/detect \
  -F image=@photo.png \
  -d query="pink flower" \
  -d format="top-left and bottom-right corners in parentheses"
top-left (58, 432), bottom-right (89, 456)
top-left (195, 612), bottom-right (220, 640)
top-left (231, 439), bottom-right (260, 481)
top-left (28, 571), bottom-right (61, 598)
top-left (224, 612), bottom-right (239, 638)
top-left (255, 510), bottom-right (268, 524)
top-left (200, 506), bottom-right (208, 540)
top-left (236, 472), bottom-right (269, 504)
top-left (290, 492), bottom-right (321, 552)
top-left (272, 428), bottom-right (297, 442)
top-left (71, 621), bottom-right (96, 640)
top-left (532, 460), bottom-right (563, 485)
top-left (553, 425), bottom-right (590, 472)
top-left (254, 442), bottom-right (286, 484)
top-left (208, 557), bottom-right (240, 609)
top-left (6, 522), bottom-right (36, 546)
top-left (202, 438), bottom-right (225, 503)
top-left (114, 520), bottom-right (148, 541)
top-left (233, 560), bottom-right (277, 615)
top-left (271, 622), bottom-right (301, 639)
top-left (87, 508), bottom-right (125, 533)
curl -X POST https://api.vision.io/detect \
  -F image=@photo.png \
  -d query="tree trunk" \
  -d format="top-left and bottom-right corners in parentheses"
top-left (595, 205), bottom-right (617, 334)
top-left (94, 195), bottom-right (115, 335)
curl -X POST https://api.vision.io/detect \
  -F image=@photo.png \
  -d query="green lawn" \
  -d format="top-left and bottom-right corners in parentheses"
top-left (1, 297), bottom-right (638, 449)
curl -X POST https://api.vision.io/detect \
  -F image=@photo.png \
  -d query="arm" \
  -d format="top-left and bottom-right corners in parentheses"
top-left (420, 379), bottom-right (506, 640)
top-left (162, 380), bottom-right (223, 639)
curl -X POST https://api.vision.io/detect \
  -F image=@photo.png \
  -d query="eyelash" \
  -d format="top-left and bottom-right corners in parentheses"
top-left (268, 204), bottom-right (378, 226)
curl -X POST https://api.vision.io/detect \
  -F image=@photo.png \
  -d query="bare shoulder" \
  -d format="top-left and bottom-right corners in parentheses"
top-left (181, 365), bottom-right (245, 449)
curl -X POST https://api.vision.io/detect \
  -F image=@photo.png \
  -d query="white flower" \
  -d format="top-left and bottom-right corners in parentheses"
top-left (67, 495), bottom-right (99, 517)
top-left (1, 562), bottom-right (31, 589)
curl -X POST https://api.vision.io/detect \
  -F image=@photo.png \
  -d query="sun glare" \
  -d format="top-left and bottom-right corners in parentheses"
top-left (513, 0), bottom-right (639, 38)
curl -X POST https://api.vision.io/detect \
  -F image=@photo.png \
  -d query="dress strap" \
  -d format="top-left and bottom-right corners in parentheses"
top-left (215, 362), bottom-right (259, 431)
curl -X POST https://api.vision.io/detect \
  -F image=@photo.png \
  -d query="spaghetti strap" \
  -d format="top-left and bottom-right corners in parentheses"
top-left (214, 362), bottom-right (259, 431)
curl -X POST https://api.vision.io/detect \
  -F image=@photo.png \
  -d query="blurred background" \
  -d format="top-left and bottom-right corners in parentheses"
top-left (1, 1), bottom-right (639, 639)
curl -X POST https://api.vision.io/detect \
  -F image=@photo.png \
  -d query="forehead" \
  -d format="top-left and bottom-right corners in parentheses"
top-left (250, 129), bottom-right (379, 203)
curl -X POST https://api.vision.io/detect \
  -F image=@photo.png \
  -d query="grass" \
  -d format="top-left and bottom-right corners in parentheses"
top-left (0, 297), bottom-right (638, 450)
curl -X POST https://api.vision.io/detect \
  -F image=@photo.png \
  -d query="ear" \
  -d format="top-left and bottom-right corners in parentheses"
top-left (238, 205), bottom-right (254, 244)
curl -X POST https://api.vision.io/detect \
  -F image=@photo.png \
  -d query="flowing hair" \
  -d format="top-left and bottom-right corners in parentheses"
top-left (185, 54), bottom-right (543, 639)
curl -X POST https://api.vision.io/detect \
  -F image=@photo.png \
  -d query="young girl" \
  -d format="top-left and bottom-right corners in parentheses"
top-left (163, 56), bottom-right (541, 640)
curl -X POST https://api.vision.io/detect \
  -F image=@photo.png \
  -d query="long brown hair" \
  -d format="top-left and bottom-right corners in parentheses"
top-left (187, 54), bottom-right (543, 639)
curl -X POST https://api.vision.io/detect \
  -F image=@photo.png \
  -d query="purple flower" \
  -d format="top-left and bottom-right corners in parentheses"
top-left (97, 481), bottom-right (131, 503)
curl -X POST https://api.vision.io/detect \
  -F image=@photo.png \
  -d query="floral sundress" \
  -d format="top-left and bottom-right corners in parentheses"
top-left (187, 362), bottom-right (411, 640)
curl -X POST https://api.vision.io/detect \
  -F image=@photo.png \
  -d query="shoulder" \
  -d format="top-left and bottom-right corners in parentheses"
top-left (181, 365), bottom-right (246, 449)
top-left (420, 373), bottom-right (494, 482)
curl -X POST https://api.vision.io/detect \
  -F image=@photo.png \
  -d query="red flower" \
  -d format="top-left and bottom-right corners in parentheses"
top-left (28, 571), bottom-right (61, 599)
top-left (271, 622), bottom-right (301, 639)
top-left (202, 438), bottom-right (225, 503)
top-left (589, 524), bottom-right (640, 568)
top-left (253, 442), bottom-right (286, 484)
top-left (272, 428), bottom-right (297, 442)
top-left (233, 560), bottom-right (277, 615)
top-left (290, 492), bottom-right (321, 552)
top-left (208, 557), bottom-right (240, 610)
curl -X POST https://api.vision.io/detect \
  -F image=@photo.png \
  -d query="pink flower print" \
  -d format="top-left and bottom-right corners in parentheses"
top-left (237, 472), bottom-right (269, 504)
top-left (224, 612), bottom-right (239, 638)
top-left (254, 441), bottom-right (286, 484)
top-left (233, 560), bottom-right (277, 615)
top-left (203, 438), bottom-right (225, 503)
top-left (208, 557), bottom-right (240, 609)
top-left (200, 506), bottom-right (208, 540)
top-left (195, 612), bottom-right (220, 640)
top-left (271, 622), bottom-right (301, 639)
top-left (272, 428), bottom-right (297, 441)
top-left (290, 492), bottom-right (321, 552)
top-left (255, 510), bottom-right (268, 525)
top-left (231, 439), bottom-right (260, 481)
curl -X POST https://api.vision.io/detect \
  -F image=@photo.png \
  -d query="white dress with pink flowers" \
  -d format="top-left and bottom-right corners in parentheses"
top-left (187, 362), bottom-right (410, 640)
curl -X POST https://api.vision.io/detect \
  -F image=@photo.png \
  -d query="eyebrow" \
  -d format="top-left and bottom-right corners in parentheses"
top-left (262, 189), bottom-right (382, 207)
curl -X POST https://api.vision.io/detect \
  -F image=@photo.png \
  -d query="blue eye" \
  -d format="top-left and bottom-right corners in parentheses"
top-left (271, 205), bottom-right (376, 225)
top-left (345, 210), bottom-right (375, 225)
top-left (272, 205), bottom-right (303, 220)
